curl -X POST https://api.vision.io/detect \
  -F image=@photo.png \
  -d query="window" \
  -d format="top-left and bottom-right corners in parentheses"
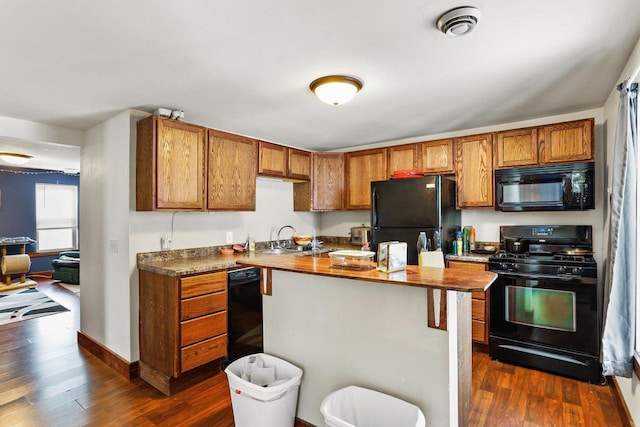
top-left (35, 183), bottom-right (78, 251)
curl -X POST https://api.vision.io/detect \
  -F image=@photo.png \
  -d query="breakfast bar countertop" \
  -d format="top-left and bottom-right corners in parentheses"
top-left (236, 253), bottom-right (496, 293)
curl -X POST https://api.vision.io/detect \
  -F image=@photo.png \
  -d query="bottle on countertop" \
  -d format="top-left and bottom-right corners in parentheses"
top-left (469, 227), bottom-right (476, 252)
top-left (248, 234), bottom-right (256, 252)
top-left (433, 230), bottom-right (441, 251)
top-left (463, 227), bottom-right (470, 253)
top-left (455, 231), bottom-right (463, 256)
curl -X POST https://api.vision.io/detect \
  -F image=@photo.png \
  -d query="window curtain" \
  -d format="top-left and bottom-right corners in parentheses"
top-left (602, 80), bottom-right (638, 377)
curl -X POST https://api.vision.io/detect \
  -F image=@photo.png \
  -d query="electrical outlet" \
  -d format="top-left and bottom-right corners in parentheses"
top-left (226, 231), bottom-right (233, 244)
top-left (161, 234), bottom-right (172, 250)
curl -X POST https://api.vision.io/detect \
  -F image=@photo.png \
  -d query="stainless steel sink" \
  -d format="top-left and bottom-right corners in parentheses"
top-left (259, 247), bottom-right (334, 256)
top-left (259, 248), bottom-right (300, 255)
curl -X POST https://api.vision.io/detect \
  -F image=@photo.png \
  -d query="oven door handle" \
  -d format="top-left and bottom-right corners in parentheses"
top-left (495, 272), bottom-right (582, 282)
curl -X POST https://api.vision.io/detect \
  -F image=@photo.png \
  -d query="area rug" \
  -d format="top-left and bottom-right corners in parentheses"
top-left (0, 287), bottom-right (69, 325)
top-left (58, 282), bottom-right (80, 295)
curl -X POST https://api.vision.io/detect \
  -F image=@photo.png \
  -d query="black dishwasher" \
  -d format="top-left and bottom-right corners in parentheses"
top-left (226, 267), bottom-right (263, 366)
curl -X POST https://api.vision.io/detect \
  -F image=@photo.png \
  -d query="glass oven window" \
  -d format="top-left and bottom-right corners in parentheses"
top-left (502, 182), bottom-right (563, 204)
top-left (505, 285), bottom-right (576, 332)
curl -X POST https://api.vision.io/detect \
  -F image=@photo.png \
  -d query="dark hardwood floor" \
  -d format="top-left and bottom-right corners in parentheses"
top-left (0, 278), bottom-right (630, 426)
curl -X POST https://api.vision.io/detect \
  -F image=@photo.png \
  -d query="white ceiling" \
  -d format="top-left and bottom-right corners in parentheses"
top-left (1, 1), bottom-right (639, 171)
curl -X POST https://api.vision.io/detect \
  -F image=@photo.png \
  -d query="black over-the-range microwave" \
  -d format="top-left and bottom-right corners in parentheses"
top-left (495, 162), bottom-right (594, 211)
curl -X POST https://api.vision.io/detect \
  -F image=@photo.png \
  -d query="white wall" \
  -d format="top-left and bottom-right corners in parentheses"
top-left (0, 115), bottom-right (83, 147)
top-left (264, 271), bottom-right (450, 426)
top-left (80, 111), bottom-right (134, 360)
top-left (601, 34), bottom-right (640, 426)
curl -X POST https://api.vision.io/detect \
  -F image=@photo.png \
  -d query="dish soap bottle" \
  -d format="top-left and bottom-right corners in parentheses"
top-left (456, 231), bottom-right (463, 256)
top-left (247, 234), bottom-right (256, 252)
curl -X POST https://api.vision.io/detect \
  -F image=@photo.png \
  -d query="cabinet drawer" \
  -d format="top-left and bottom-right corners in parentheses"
top-left (180, 272), bottom-right (227, 299)
top-left (180, 334), bottom-right (227, 373)
top-left (181, 291), bottom-right (227, 321)
top-left (472, 320), bottom-right (486, 343)
top-left (181, 311), bottom-right (227, 347)
top-left (472, 299), bottom-right (485, 321)
top-left (472, 290), bottom-right (486, 301)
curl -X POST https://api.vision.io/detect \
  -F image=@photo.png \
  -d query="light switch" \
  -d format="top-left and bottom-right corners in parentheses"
top-left (109, 238), bottom-right (118, 253)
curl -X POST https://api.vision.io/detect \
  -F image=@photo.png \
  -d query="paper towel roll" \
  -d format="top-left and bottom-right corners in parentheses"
top-left (1, 254), bottom-right (31, 274)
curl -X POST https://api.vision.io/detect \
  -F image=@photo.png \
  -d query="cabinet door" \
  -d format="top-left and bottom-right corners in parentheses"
top-left (207, 130), bottom-right (257, 211)
top-left (156, 119), bottom-right (206, 210)
top-left (258, 141), bottom-right (288, 178)
top-left (388, 144), bottom-right (418, 176)
top-left (288, 148), bottom-right (312, 180)
top-left (345, 148), bottom-right (388, 210)
top-left (293, 152), bottom-right (344, 211)
top-left (540, 118), bottom-right (594, 164)
top-left (495, 128), bottom-right (538, 168)
top-left (420, 139), bottom-right (454, 173)
top-left (455, 134), bottom-right (494, 208)
top-left (314, 152), bottom-right (344, 210)
top-left (136, 117), bottom-right (206, 211)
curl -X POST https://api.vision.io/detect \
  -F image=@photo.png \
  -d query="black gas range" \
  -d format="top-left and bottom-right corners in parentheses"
top-left (488, 225), bottom-right (602, 383)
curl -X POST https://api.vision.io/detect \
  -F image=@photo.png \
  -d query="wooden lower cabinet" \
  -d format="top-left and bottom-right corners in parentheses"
top-left (139, 270), bottom-right (228, 395)
top-left (447, 260), bottom-right (489, 344)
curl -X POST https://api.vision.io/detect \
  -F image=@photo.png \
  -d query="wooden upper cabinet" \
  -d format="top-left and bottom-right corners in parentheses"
top-left (540, 118), bottom-right (594, 164)
top-left (420, 139), bottom-right (455, 174)
top-left (258, 141), bottom-right (288, 178)
top-left (495, 128), bottom-right (538, 169)
top-left (345, 148), bottom-right (388, 210)
top-left (388, 144), bottom-right (419, 176)
top-left (136, 116), bottom-right (206, 211)
top-left (455, 134), bottom-right (494, 208)
top-left (287, 148), bottom-right (312, 181)
top-left (294, 152), bottom-right (344, 211)
top-left (207, 130), bottom-right (257, 211)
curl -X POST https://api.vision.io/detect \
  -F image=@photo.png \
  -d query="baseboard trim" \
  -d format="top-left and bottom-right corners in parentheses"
top-left (610, 376), bottom-right (635, 427)
top-left (77, 331), bottom-right (139, 381)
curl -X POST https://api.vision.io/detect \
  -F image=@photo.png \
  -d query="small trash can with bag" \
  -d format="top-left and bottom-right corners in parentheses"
top-left (225, 353), bottom-right (303, 427)
top-left (321, 385), bottom-right (426, 427)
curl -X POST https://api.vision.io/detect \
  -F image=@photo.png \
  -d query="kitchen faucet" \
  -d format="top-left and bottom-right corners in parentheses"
top-left (277, 225), bottom-right (296, 248)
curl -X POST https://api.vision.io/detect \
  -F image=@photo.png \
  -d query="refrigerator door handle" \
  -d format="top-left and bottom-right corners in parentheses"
top-left (371, 188), bottom-right (379, 227)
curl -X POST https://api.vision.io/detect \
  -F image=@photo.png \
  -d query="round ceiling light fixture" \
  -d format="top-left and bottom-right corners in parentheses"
top-left (0, 152), bottom-right (33, 165)
top-left (309, 75), bottom-right (363, 106)
top-left (437, 6), bottom-right (481, 36)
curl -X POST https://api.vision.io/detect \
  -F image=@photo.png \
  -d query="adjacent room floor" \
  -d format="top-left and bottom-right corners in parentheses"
top-left (0, 278), bottom-right (630, 426)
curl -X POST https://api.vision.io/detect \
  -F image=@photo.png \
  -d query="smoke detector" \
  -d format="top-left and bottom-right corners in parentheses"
top-left (437, 6), bottom-right (481, 36)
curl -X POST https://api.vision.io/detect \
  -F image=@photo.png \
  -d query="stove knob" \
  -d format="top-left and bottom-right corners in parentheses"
top-left (511, 263), bottom-right (519, 271)
top-left (499, 262), bottom-right (509, 270)
top-left (557, 266), bottom-right (566, 275)
top-left (572, 267), bottom-right (582, 275)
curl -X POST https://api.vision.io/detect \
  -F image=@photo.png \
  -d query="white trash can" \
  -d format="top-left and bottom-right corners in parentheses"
top-left (225, 353), bottom-right (303, 427)
top-left (320, 385), bottom-right (426, 427)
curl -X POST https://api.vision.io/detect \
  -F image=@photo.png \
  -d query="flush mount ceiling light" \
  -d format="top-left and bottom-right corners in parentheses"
top-left (437, 6), bottom-right (481, 36)
top-left (309, 75), bottom-right (363, 106)
top-left (0, 152), bottom-right (33, 165)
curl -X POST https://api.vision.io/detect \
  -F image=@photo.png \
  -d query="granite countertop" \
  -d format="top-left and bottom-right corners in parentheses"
top-left (137, 240), bottom-right (357, 277)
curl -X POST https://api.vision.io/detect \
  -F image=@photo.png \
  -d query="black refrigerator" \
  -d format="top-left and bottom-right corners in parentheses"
top-left (371, 175), bottom-right (460, 265)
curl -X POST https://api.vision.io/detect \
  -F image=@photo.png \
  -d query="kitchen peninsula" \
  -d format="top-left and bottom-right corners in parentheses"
top-left (137, 249), bottom-right (496, 426)
top-left (236, 254), bottom-right (496, 427)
